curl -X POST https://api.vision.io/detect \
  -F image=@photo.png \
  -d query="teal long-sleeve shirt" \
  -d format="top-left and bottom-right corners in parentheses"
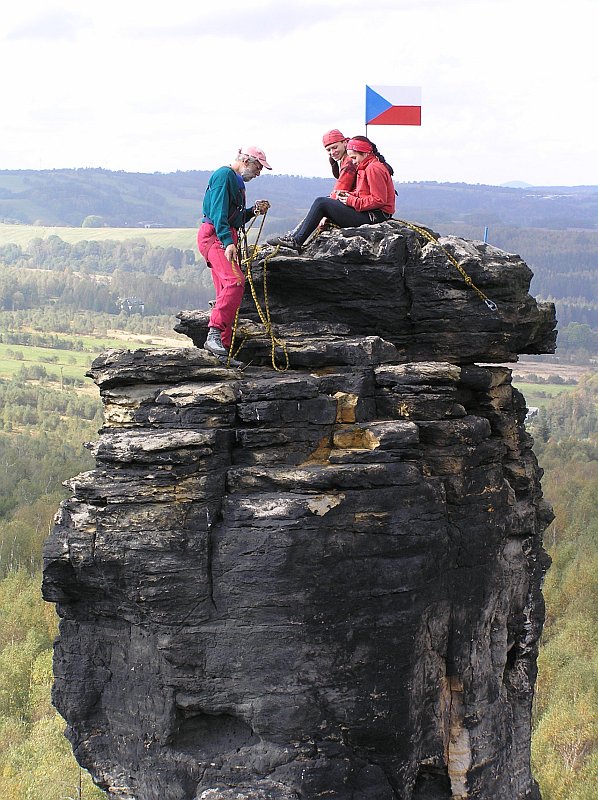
top-left (202, 166), bottom-right (254, 247)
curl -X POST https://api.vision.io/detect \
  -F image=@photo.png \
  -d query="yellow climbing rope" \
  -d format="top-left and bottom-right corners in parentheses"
top-left (394, 218), bottom-right (498, 312)
top-left (227, 212), bottom-right (290, 372)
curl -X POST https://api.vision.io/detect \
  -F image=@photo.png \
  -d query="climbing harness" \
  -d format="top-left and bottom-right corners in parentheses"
top-left (227, 211), bottom-right (290, 372)
top-left (395, 218), bottom-right (498, 312)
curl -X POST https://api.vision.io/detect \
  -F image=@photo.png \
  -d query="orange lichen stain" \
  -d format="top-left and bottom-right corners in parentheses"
top-left (333, 392), bottom-right (359, 423)
top-left (301, 435), bottom-right (333, 464)
top-left (333, 427), bottom-right (380, 451)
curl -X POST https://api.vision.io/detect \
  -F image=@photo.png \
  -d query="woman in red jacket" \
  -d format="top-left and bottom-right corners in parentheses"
top-left (322, 129), bottom-right (357, 196)
top-left (269, 136), bottom-right (395, 252)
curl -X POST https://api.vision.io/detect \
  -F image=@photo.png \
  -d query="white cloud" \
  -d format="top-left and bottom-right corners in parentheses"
top-left (7, 9), bottom-right (92, 41)
top-left (0, 0), bottom-right (596, 184)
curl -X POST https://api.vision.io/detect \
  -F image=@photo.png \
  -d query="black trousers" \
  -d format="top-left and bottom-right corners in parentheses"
top-left (293, 197), bottom-right (390, 246)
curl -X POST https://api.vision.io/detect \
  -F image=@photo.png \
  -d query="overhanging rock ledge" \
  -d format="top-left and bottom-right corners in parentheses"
top-left (43, 223), bottom-right (556, 800)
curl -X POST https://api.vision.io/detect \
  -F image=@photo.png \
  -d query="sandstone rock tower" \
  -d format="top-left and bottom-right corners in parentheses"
top-left (43, 222), bottom-right (555, 800)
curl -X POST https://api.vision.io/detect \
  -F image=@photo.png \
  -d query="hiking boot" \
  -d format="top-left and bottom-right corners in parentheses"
top-left (204, 327), bottom-right (228, 358)
top-left (267, 233), bottom-right (302, 252)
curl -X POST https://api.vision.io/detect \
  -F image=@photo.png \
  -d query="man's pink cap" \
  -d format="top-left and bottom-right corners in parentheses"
top-left (239, 145), bottom-right (272, 170)
top-left (322, 129), bottom-right (347, 147)
top-left (346, 137), bottom-right (374, 153)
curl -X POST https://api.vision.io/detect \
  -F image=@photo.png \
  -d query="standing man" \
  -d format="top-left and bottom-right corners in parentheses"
top-left (198, 145), bottom-right (272, 359)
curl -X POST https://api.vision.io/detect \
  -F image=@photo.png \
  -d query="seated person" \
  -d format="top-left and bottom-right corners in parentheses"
top-left (323, 129), bottom-right (357, 196)
top-left (269, 136), bottom-right (395, 252)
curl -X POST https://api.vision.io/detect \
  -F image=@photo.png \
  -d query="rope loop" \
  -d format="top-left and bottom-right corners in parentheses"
top-left (228, 211), bottom-right (289, 371)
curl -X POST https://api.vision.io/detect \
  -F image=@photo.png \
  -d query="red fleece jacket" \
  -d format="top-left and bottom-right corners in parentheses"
top-left (345, 155), bottom-right (395, 214)
top-left (331, 155), bottom-right (357, 196)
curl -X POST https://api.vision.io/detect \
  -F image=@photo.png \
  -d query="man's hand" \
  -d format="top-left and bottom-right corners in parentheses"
top-left (225, 243), bottom-right (238, 264)
top-left (225, 243), bottom-right (243, 284)
top-left (253, 200), bottom-right (270, 215)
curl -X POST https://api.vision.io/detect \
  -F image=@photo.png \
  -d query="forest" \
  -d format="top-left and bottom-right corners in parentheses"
top-left (526, 378), bottom-right (598, 799)
top-left (0, 383), bottom-right (103, 798)
top-left (0, 237), bottom-right (212, 316)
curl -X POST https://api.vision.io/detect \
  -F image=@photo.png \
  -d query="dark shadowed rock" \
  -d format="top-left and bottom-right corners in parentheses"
top-left (43, 226), bottom-right (554, 800)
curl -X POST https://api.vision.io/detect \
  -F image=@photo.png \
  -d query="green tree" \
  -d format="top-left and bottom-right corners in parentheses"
top-left (531, 394), bottom-right (598, 799)
top-left (81, 215), bottom-right (105, 228)
top-left (0, 571), bottom-right (105, 799)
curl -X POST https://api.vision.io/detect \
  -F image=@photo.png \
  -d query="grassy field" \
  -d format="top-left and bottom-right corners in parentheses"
top-left (0, 345), bottom-right (92, 382)
top-left (0, 223), bottom-right (197, 250)
top-left (514, 381), bottom-right (577, 408)
top-left (0, 331), bottom-right (188, 386)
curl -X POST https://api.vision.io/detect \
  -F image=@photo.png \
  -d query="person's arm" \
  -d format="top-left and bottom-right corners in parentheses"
top-left (331, 159), bottom-right (356, 197)
top-left (344, 161), bottom-right (388, 212)
top-left (335, 160), bottom-right (357, 192)
top-left (210, 170), bottom-right (235, 247)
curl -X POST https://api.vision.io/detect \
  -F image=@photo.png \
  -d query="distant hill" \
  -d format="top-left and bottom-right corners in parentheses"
top-left (501, 181), bottom-right (534, 189)
top-left (1, 168), bottom-right (597, 234)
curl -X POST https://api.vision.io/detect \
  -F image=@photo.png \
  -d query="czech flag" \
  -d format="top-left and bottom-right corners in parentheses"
top-left (366, 85), bottom-right (422, 126)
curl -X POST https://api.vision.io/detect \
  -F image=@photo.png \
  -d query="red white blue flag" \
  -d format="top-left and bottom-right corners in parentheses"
top-left (365, 85), bottom-right (422, 126)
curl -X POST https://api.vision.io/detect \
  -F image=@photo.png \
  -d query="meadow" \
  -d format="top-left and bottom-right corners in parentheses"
top-left (0, 223), bottom-right (197, 250)
top-left (514, 381), bottom-right (578, 407)
top-left (0, 331), bottom-right (187, 385)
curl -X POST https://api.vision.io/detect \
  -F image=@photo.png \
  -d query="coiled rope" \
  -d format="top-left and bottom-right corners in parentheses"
top-left (227, 211), bottom-right (290, 371)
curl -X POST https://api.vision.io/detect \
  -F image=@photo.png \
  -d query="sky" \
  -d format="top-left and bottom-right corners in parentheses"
top-left (1, 0), bottom-right (597, 186)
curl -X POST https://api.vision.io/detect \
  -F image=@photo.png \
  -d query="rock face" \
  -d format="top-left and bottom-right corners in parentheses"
top-left (43, 224), bottom-right (555, 800)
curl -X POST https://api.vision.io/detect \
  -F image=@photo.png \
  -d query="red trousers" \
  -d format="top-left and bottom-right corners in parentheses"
top-left (197, 223), bottom-right (245, 348)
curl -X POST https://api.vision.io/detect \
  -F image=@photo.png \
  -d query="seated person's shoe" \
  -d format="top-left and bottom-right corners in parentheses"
top-left (266, 233), bottom-right (301, 252)
top-left (204, 327), bottom-right (228, 358)
top-left (218, 356), bottom-right (247, 369)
